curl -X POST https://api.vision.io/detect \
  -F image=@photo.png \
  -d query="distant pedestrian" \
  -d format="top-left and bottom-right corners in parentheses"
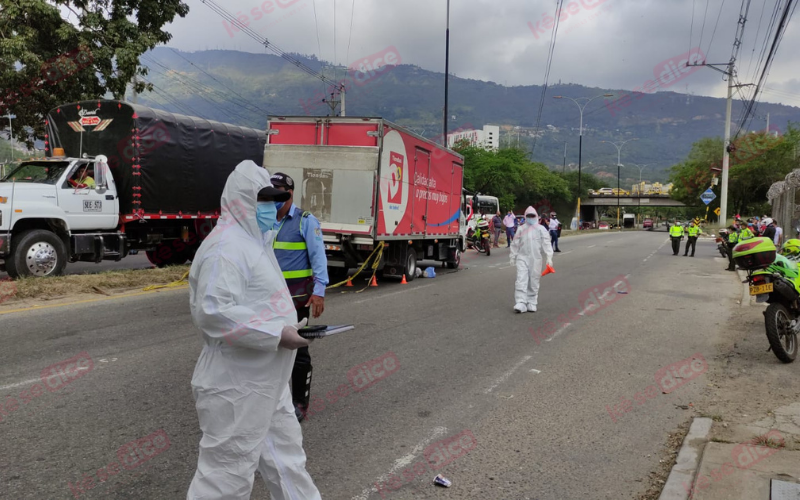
top-left (491, 211), bottom-right (503, 248)
top-left (669, 218), bottom-right (684, 255)
top-left (548, 212), bottom-right (561, 252)
top-left (774, 222), bottom-right (783, 246)
top-left (761, 218), bottom-right (776, 243)
top-left (726, 223), bottom-right (740, 271)
top-left (503, 210), bottom-right (517, 247)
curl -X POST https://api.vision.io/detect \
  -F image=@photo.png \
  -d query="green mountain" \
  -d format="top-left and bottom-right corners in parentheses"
top-left (140, 47), bottom-right (800, 185)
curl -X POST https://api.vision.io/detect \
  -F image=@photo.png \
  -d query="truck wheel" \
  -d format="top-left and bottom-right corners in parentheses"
top-left (445, 249), bottom-right (461, 269)
top-left (328, 266), bottom-right (349, 284)
top-left (146, 244), bottom-right (189, 268)
top-left (404, 251), bottom-right (417, 282)
top-left (6, 229), bottom-right (68, 278)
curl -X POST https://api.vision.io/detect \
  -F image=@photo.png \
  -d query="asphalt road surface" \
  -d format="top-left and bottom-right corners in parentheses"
top-left (0, 231), bottom-right (738, 499)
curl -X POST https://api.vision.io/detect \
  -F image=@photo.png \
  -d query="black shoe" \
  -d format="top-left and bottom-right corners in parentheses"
top-left (726, 267), bottom-right (735, 271)
top-left (555, 249), bottom-right (561, 252)
top-left (294, 404), bottom-right (306, 422)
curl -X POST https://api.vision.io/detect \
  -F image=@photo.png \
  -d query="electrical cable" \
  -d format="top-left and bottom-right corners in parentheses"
top-left (706, 0), bottom-right (728, 57)
top-left (345, 0), bottom-right (356, 70)
top-left (698, 0), bottom-right (712, 52)
top-left (530, 0), bottom-right (565, 157)
top-left (168, 48), bottom-right (271, 116)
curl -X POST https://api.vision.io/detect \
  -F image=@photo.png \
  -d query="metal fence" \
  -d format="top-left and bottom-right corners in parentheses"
top-left (767, 169), bottom-right (800, 239)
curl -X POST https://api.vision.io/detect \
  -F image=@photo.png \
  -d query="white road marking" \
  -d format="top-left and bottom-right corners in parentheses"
top-left (352, 284), bottom-right (435, 304)
top-left (530, 369), bottom-right (541, 374)
top-left (0, 377), bottom-right (41, 392)
top-left (0, 365), bottom-right (91, 392)
top-left (545, 323), bottom-right (571, 342)
top-left (352, 426), bottom-right (448, 500)
top-left (483, 355), bottom-right (532, 394)
top-left (499, 265), bottom-right (512, 269)
top-left (587, 245), bottom-right (597, 248)
top-left (557, 250), bottom-right (574, 255)
top-left (624, 274), bottom-right (631, 279)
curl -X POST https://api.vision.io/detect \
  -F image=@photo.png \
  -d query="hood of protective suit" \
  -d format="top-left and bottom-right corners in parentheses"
top-left (218, 160), bottom-right (274, 240)
top-left (525, 206), bottom-right (538, 222)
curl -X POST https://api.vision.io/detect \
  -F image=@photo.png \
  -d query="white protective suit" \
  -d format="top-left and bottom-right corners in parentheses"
top-left (187, 160), bottom-right (321, 500)
top-left (509, 206), bottom-right (554, 312)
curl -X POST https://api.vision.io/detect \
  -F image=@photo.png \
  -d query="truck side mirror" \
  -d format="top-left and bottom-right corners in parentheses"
top-left (94, 156), bottom-right (109, 189)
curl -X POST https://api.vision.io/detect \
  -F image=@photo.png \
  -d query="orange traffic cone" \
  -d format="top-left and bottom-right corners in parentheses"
top-left (370, 275), bottom-right (379, 287)
top-left (541, 264), bottom-right (555, 276)
top-left (400, 274), bottom-right (408, 284)
top-left (345, 277), bottom-right (354, 287)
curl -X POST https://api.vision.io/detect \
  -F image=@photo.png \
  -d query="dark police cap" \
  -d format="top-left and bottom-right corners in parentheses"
top-left (271, 172), bottom-right (294, 189)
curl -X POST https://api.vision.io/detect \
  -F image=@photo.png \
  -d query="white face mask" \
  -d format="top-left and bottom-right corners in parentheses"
top-left (526, 217), bottom-right (536, 226)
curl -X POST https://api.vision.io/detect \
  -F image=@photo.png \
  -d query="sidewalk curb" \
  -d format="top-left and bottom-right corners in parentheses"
top-left (659, 417), bottom-right (713, 500)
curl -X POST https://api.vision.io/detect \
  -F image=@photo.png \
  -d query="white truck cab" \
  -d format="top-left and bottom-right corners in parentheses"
top-left (0, 154), bottom-right (120, 277)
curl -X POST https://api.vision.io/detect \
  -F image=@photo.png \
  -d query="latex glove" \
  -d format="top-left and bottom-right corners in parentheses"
top-left (546, 256), bottom-right (553, 267)
top-left (279, 317), bottom-right (310, 350)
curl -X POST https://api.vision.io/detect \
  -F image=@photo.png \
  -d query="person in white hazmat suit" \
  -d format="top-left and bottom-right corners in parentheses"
top-left (187, 160), bottom-right (322, 500)
top-left (509, 206), bottom-right (554, 313)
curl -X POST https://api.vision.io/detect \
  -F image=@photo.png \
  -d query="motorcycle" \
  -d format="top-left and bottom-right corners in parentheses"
top-left (716, 229), bottom-right (729, 258)
top-left (733, 237), bottom-right (799, 363)
top-left (466, 218), bottom-right (492, 256)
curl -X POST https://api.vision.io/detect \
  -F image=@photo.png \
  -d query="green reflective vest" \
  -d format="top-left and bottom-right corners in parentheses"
top-left (728, 231), bottom-right (739, 244)
top-left (687, 225), bottom-right (700, 237)
top-left (740, 227), bottom-right (755, 240)
top-left (669, 225), bottom-right (684, 237)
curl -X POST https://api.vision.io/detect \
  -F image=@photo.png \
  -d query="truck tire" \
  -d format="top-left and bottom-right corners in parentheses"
top-left (404, 250), bottom-right (417, 282)
top-left (146, 243), bottom-right (189, 268)
top-left (6, 229), bottom-right (68, 278)
top-left (445, 249), bottom-right (461, 269)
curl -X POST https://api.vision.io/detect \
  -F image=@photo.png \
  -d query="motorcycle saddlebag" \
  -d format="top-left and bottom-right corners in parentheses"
top-left (732, 237), bottom-right (776, 270)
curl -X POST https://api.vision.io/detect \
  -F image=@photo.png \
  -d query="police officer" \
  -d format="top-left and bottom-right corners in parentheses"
top-left (270, 172), bottom-right (329, 422)
top-left (726, 223), bottom-right (740, 271)
top-left (669, 218), bottom-right (684, 255)
top-left (684, 218), bottom-right (701, 257)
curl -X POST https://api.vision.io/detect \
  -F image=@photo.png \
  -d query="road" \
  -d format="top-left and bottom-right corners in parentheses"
top-left (0, 230), bottom-right (738, 500)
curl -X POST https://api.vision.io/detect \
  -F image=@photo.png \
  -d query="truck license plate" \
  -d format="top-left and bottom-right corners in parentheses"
top-left (749, 283), bottom-right (773, 295)
top-left (83, 200), bottom-right (102, 212)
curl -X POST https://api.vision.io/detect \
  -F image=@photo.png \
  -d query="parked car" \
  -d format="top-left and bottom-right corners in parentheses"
top-left (597, 188), bottom-right (614, 195)
top-left (598, 222), bottom-right (610, 230)
top-left (643, 218), bottom-right (654, 230)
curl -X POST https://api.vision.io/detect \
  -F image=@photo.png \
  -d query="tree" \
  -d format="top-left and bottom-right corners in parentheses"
top-left (0, 0), bottom-right (189, 147)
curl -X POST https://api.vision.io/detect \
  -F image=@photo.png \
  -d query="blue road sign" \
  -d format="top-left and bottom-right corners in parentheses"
top-left (700, 188), bottom-right (716, 206)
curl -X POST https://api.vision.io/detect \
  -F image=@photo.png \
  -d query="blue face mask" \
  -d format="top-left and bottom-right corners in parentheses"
top-left (256, 202), bottom-right (278, 233)
top-left (526, 217), bottom-right (536, 226)
top-left (274, 201), bottom-right (285, 211)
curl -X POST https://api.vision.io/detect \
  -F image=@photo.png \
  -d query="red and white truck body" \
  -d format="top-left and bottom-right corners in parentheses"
top-left (263, 116), bottom-right (465, 281)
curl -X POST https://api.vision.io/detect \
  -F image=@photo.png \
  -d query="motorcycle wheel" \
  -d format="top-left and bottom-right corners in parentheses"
top-left (484, 238), bottom-right (491, 256)
top-left (764, 303), bottom-right (798, 363)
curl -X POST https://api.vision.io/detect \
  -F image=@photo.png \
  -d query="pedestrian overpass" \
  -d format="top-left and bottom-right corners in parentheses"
top-left (580, 194), bottom-right (686, 222)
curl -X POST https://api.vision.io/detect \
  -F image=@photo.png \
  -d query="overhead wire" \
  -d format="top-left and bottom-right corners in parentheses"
top-left (345, 0), bottom-right (356, 68)
top-left (688, 0), bottom-right (696, 54)
top-left (201, 0), bottom-right (344, 93)
top-left (743, 0), bottom-right (770, 81)
top-left (706, 0), bottom-right (728, 57)
top-left (698, 0), bottom-right (712, 51)
top-left (168, 48), bottom-right (270, 116)
top-left (311, 0), bottom-right (326, 96)
top-left (530, 0), bottom-right (565, 158)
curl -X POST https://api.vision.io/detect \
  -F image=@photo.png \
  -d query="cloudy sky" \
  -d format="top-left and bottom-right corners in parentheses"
top-left (164, 0), bottom-right (800, 108)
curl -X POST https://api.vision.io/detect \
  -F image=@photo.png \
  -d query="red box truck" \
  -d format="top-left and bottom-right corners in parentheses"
top-left (263, 116), bottom-right (465, 282)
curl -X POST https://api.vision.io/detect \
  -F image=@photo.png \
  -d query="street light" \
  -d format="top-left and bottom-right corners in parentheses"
top-left (601, 138), bottom-right (638, 230)
top-left (553, 93), bottom-right (613, 228)
top-left (631, 163), bottom-right (649, 227)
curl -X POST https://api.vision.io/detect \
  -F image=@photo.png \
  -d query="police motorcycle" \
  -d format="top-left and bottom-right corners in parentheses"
top-left (732, 238), bottom-right (800, 363)
top-left (716, 228), bottom-right (730, 257)
top-left (466, 217), bottom-right (492, 256)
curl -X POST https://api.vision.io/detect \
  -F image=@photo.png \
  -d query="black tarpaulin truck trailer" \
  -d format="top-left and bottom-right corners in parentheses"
top-left (0, 100), bottom-right (265, 278)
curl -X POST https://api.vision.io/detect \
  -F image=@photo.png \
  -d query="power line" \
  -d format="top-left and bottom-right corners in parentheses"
top-left (530, 0), bottom-right (565, 157)
top-left (706, 0), bottom-right (729, 57)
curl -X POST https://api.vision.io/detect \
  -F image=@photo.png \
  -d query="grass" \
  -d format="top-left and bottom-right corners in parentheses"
top-left (753, 434), bottom-right (785, 449)
top-left (7, 266), bottom-right (191, 301)
top-left (700, 413), bottom-right (724, 422)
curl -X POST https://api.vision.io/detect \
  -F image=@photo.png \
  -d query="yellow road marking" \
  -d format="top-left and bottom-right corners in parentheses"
top-left (0, 285), bottom-right (188, 316)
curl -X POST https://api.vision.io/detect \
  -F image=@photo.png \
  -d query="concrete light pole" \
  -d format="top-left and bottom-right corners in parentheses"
top-left (553, 93), bottom-right (613, 229)
top-left (601, 138), bottom-right (638, 230)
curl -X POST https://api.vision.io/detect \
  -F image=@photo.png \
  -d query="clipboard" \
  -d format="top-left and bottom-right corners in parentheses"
top-left (298, 325), bottom-right (355, 339)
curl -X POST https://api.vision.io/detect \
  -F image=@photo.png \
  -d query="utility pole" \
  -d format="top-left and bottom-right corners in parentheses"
top-left (443, 0), bottom-right (450, 144)
top-left (601, 138), bottom-right (637, 230)
top-left (2, 114), bottom-right (15, 165)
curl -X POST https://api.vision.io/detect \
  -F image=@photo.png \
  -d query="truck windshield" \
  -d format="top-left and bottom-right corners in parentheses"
top-left (0, 161), bottom-right (70, 184)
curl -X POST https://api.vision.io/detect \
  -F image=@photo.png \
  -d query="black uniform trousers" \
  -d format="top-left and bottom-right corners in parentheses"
top-left (671, 236), bottom-right (681, 255)
top-left (726, 242), bottom-right (737, 270)
top-left (684, 236), bottom-right (697, 256)
top-left (287, 277), bottom-right (314, 412)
